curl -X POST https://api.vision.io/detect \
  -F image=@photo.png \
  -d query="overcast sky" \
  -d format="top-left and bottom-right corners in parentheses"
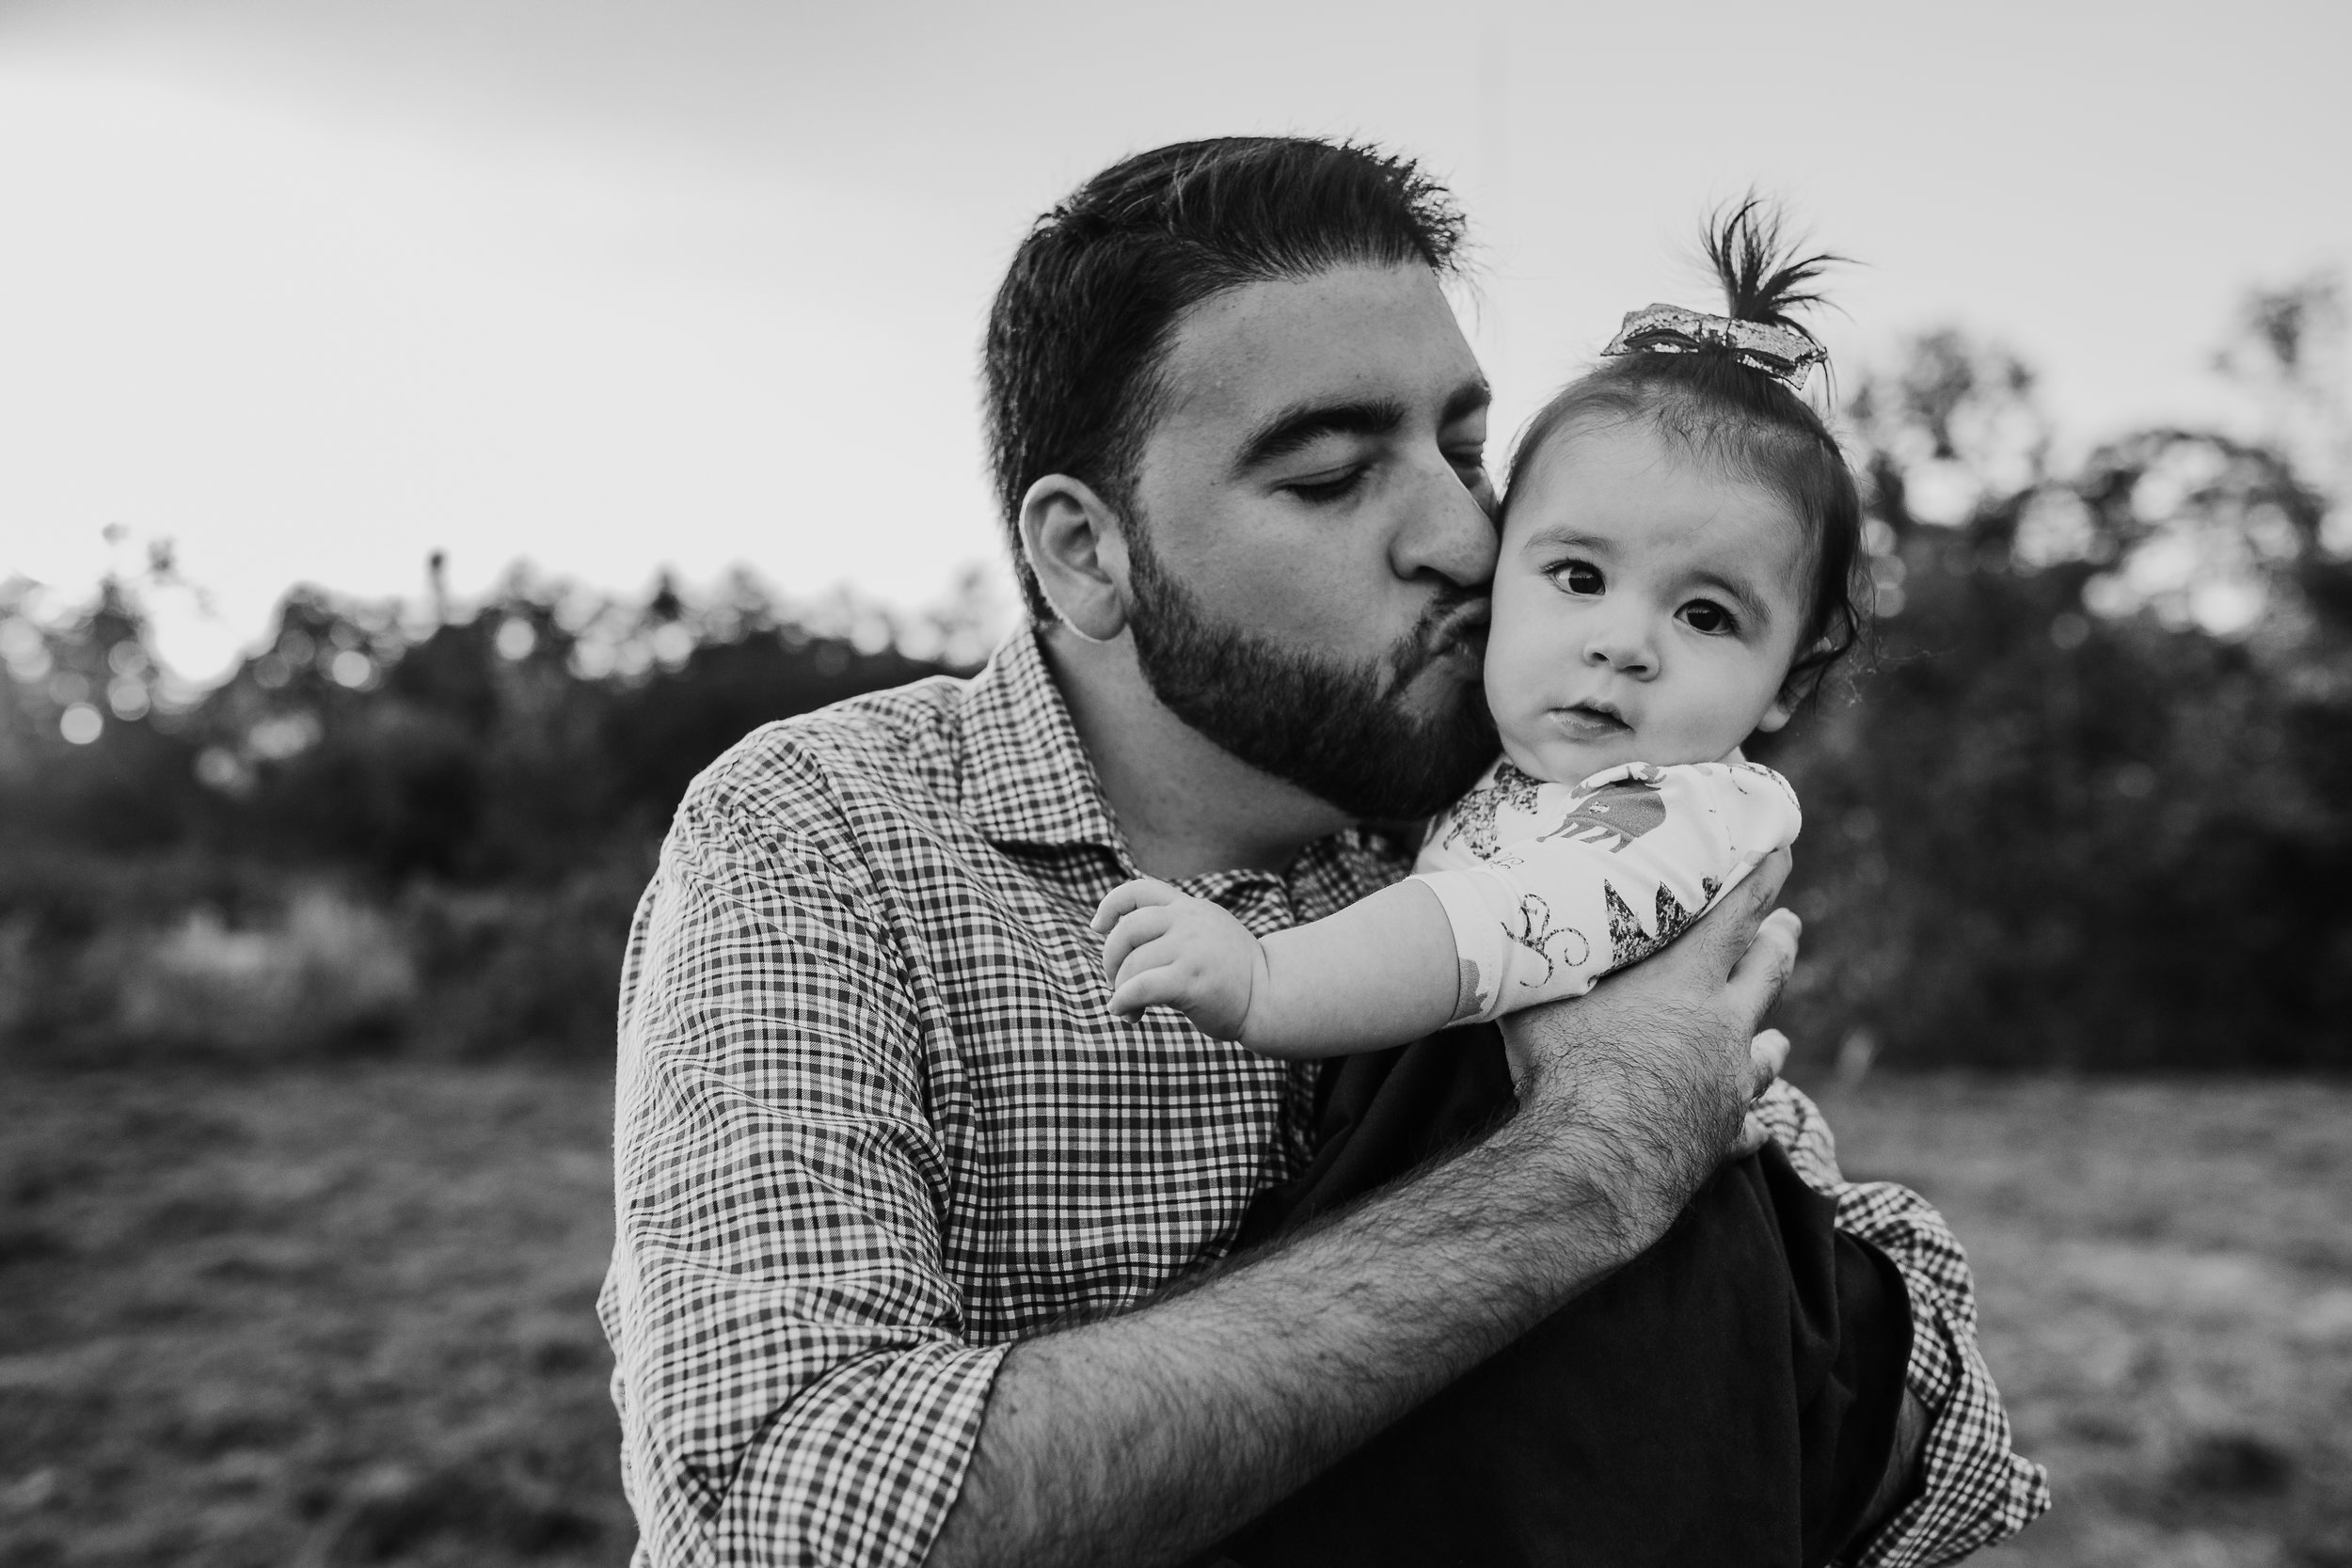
top-left (3, 0), bottom-right (2346, 678)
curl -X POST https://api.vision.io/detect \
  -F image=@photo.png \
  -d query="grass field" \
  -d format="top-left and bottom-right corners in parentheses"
top-left (1, 1066), bottom-right (2346, 1567)
top-left (1824, 1077), bottom-right (2352, 1568)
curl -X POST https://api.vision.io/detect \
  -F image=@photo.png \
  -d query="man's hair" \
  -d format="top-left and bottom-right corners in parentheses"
top-left (983, 136), bottom-right (1468, 623)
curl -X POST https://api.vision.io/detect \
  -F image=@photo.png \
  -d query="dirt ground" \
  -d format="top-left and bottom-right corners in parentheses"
top-left (0, 1066), bottom-right (626, 1568)
top-left (1821, 1076), bottom-right (2352, 1568)
top-left (1, 1066), bottom-right (2346, 1566)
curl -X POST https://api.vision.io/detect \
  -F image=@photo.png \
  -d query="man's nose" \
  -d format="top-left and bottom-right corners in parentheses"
top-left (1387, 454), bottom-right (1497, 590)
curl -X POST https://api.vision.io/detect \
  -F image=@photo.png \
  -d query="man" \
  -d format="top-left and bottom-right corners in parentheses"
top-left (598, 137), bottom-right (2047, 1567)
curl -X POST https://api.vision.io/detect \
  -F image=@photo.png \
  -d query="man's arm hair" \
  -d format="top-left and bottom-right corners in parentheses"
top-left (924, 854), bottom-right (1803, 1567)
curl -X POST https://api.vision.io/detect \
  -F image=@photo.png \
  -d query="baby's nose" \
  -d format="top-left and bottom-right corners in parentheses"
top-left (1583, 630), bottom-right (1657, 674)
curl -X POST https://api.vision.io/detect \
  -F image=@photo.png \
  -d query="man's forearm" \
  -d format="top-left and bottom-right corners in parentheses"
top-left (925, 1094), bottom-right (1669, 1568)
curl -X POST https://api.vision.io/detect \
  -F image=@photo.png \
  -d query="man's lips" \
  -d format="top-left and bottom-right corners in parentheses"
top-left (1424, 598), bottom-right (1490, 656)
top-left (1397, 598), bottom-right (1490, 683)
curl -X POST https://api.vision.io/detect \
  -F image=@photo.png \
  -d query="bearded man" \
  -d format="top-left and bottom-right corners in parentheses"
top-left (598, 136), bottom-right (2047, 1568)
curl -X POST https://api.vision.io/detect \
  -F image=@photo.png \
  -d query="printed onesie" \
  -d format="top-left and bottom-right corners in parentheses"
top-left (1412, 756), bottom-right (1804, 1026)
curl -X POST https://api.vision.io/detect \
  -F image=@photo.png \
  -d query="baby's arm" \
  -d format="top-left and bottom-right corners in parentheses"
top-left (1091, 879), bottom-right (1462, 1058)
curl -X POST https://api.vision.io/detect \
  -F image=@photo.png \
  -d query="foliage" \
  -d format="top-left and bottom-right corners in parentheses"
top-left (1756, 280), bottom-right (2352, 1069)
top-left (0, 569), bottom-right (993, 1059)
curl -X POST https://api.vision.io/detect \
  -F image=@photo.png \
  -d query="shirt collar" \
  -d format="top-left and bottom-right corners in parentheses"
top-left (958, 625), bottom-right (1127, 855)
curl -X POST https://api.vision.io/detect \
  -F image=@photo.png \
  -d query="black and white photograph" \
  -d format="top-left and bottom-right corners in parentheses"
top-left (2, 2), bottom-right (2347, 1564)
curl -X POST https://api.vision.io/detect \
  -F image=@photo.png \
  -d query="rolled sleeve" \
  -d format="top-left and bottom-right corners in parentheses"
top-left (599, 771), bottom-right (1003, 1568)
top-left (1753, 1083), bottom-right (2051, 1567)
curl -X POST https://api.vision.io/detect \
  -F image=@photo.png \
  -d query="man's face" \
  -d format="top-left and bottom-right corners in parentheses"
top-left (1120, 262), bottom-right (1501, 819)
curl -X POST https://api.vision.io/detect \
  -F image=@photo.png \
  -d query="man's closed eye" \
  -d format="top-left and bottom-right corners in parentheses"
top-left (1285, 468), bottom-right (1367, 503)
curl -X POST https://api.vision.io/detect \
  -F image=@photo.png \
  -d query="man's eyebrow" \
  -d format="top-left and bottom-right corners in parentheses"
top-left (1231, 398), bottom-right (1408, 475)
top-left (1441, 378), bottom-right (1493, 427)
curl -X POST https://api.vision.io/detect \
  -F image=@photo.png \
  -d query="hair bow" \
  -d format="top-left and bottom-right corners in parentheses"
top-left (1601, 304), bottom-right (1826, 391)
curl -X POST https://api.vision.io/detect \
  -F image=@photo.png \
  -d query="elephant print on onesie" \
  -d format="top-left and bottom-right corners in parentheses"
top-left (1540, 765), bottom-right (1671, 854)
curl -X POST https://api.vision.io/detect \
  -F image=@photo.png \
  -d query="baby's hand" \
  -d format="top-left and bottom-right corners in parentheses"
top-left (1090, 878), bottom-right (1263, 1041)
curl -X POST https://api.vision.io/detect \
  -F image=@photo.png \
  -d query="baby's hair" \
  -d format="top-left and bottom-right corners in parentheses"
top-left (1508, 199), bottom-right (1868, 706)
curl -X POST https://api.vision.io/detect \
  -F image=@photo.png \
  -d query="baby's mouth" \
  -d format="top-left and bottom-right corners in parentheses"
top-left (1550, 701), bottom-right (1631, 739)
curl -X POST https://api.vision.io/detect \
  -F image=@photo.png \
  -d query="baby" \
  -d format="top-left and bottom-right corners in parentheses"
top-left (1092, 207), bottom-right (1867, 1057)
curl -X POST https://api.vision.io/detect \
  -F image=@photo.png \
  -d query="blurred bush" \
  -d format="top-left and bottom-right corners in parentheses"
top-left (112, 888), bottom-right (419, 1055)
top-left (1755, 278), bottom-right (2352, 1070)
top-left (0, 566), bottom-right (996, 1061)
top-left (400, 849), bottom-right (657, 1058)
top-left (1, 284), bottom-right (2345, 1071)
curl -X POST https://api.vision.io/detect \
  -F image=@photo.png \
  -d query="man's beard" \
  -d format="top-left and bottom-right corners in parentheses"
top-left (1124, 524), bottom-right (1498, 823)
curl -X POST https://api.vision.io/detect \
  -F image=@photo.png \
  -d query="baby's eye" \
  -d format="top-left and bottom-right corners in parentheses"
top-left (1678, 599), bottom-right (1738, 635)
top-left (1550, 561), bottom-right (1604, 595)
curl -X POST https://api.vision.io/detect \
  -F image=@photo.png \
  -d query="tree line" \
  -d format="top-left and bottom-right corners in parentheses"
top-left (2, 284), bottom-right (2344, 1070)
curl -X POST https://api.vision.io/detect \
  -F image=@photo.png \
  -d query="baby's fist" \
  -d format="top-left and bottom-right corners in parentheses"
top-left (1091, 878), bottom-right (1263, 1041)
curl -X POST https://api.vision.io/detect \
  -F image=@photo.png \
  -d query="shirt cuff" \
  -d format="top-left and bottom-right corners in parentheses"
top-left (686, 1339), bottom-right (1010, 1568)
top-left (1847, 1303), bottom-right (2052, 1568)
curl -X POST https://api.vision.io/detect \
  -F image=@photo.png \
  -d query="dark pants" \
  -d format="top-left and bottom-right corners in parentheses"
top-left (1219, 1026), bottom-right (1911, 1568)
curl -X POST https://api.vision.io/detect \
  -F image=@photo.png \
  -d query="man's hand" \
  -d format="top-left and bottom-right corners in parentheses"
top-left (1500, 847), bottom-right (1801, 1246)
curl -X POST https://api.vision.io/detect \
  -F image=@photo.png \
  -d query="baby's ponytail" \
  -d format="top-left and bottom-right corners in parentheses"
top-left (1704, 198), bottom-right (1839, 341)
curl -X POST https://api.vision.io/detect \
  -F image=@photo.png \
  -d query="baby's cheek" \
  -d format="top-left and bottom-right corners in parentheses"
top-left (1482, 683), bottom-right (1546, 764)
top-left (1480, 618), bottom-right (1545, 711)
top-left (1495, 726), bottom-right (1572, 785)
top-left (1478, 657), bottom-right (1522, 734)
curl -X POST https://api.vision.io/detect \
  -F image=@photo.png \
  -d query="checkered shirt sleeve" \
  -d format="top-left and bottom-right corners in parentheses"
top-left (1754, 1082), bottom-right (2053, 1566)
top-left (599, 773), bottom-right (1004, 1568)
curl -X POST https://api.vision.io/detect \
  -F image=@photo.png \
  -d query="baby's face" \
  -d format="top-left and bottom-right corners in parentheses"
top-left (1485, 420), bottom-right (1811, 783)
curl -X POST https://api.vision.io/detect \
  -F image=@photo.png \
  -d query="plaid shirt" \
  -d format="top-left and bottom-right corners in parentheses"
top-left (598, 628), bottom-right (2048, 1568)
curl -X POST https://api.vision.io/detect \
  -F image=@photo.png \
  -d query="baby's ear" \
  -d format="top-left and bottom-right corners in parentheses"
top-left (1764, 636), bottom-right (1838, 730)
top-left (1757, 669), bottom-right (1812, 733)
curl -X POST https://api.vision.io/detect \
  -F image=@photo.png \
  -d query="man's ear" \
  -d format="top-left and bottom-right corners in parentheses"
top-left (1019, 473), bottom-right (1132, 642)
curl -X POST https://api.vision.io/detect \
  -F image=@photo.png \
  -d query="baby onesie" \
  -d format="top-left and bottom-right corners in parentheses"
top-left (1412, 756), bottom-right (1803, 1025)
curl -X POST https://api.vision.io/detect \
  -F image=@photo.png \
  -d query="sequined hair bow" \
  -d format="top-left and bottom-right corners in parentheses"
top-left (1601, 304), bottom-right (1827, 391)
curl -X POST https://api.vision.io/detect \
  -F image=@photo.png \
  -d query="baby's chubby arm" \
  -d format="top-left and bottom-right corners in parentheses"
top-left (1090, 879), bottom-right (1464, 1058)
